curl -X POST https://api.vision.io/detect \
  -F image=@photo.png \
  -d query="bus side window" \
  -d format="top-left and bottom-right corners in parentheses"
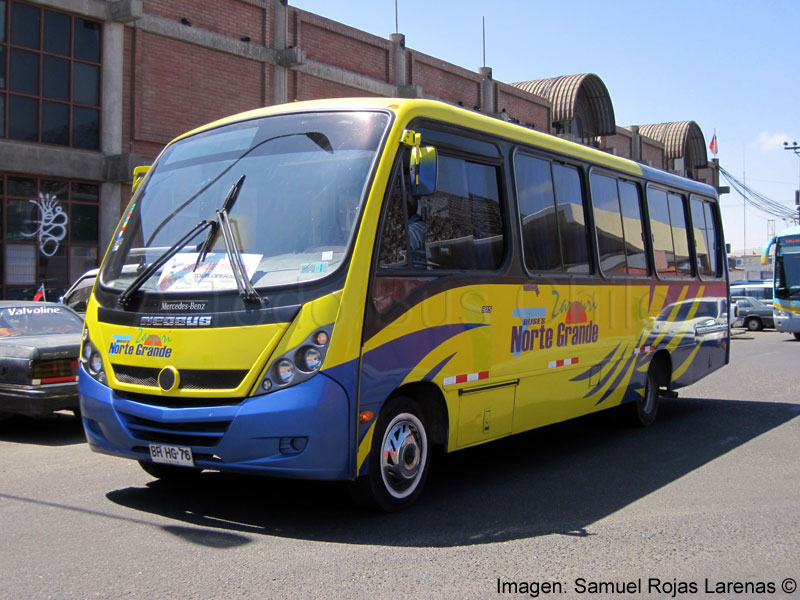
top-left (619, 181), bottom-right (647, 275)
top-left (422, 155), bottom-right (504, 271)
top-left (515, 154), bottom-right (561, 272)
top-left (515, 154), bottom-right (590, 274)
top-left (648, 187), bottom-right (692, 278)
top-left (377, 165), bottom-right (411, 269)
top-left (553, 164), bottom-right (590, 274)
top-left (704, 201), bottom-right (720, 277)
top-left (668, 193), bottom-right (692, 277)
top-left (691, 196), bottom-right (716, 279)
top-left (591, 172), bottom-right (627, 276)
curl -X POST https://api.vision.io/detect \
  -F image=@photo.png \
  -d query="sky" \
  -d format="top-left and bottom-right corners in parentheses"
top-left (291, 0), bottom-right (800, 254)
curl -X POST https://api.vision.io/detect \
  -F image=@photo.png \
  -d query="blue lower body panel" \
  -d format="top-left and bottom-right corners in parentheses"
top-left (79, 367), bottom-right (353, 480)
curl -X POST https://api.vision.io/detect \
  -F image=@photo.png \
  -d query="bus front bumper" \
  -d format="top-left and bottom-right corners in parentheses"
top-left (774, 315), bottom-right (800, 333)
top-left (78, 367), bottom-right (353, 480)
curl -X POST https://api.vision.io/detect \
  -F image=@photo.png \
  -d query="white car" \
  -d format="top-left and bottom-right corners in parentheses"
top-left (59, 268), bottom-right (98, 316)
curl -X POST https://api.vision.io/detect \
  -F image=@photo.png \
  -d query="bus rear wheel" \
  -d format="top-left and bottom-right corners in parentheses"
top-left (626, 365), bottom-right (661, 427)
top-left (794, 332), bottom-right (800, 341)
top-left (351, 396), bottom-right (430, 512)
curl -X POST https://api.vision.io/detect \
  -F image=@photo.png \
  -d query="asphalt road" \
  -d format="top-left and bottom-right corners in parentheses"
top-left (1, 330), bottom-right (798, 599)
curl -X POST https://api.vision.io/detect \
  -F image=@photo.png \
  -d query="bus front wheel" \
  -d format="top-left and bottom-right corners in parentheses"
top-left (351, 396), bottom-right (430, 512)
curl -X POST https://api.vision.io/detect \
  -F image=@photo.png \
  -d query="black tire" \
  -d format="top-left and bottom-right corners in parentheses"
top-left (745, 317), bottom-right (763, 332)
top-left (350, 396), bottom-right (430, 512)
top-left (794, 332), bottom-right (800, 341)
top-left (626, 365), bottom-right (660, 427)
top-left (138, 460), bottom-right (203, 483)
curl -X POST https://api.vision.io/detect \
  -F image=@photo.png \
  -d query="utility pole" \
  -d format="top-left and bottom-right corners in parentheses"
top-left (784, 141), bottom-right (800, 224)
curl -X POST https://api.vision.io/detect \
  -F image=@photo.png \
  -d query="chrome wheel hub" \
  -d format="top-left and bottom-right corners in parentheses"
top-left (380, 413), bottom-right (426, 499)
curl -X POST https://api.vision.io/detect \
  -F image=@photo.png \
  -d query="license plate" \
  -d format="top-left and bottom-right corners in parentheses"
top-left (148, 443), bottom-right (194, 467)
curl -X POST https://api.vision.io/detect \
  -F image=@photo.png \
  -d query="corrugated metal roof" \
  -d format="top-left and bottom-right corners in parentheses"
top-left (511, 73), bottom-right (616, 136)
top-left (637, 121), bottom-right (708, 168)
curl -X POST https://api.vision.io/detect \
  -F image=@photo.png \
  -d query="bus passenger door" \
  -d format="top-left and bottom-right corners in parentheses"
top-left (364, 140), bottom-right (517, 451)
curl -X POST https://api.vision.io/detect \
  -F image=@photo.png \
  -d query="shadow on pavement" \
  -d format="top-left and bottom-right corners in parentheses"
top-left (0, 412), bottom-right (86, 446)
top-left (106, 396), bottom-right (799, 548)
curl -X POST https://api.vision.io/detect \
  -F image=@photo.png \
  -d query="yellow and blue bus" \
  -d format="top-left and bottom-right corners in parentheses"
top-left (78, 98), bottom-right (730, 510)
top-left (762, 226), bottom-right (800, 340)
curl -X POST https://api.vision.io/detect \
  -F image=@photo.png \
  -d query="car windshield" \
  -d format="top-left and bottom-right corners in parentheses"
top-left (101, 110), bottom-right (390, 294)
top-left (656, 300), bottom-right (719, 321)
top-left (0, 305), bottom-right (83, 337)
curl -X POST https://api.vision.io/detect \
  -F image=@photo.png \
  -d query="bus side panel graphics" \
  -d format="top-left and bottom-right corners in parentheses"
top-left (354, 323), bottom-right (486, 475)
top-left (636, 282), bottom-right (729, 390)
top-left (356, 281), bottom-right (667, 471)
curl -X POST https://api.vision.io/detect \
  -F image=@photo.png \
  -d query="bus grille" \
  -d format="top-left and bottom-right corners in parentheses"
top-left (115, 390), bottom-right (243, 408)
top-left (120, 412), bottom-right (231, 447)
top-left (111, 364), bottom-right (248, 390)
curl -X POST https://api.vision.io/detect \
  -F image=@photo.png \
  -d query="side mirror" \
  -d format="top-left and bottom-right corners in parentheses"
top-left (132, 165), bottom-right (151, 194)
top-left (409, 145), bottom-right (437, 196)
top-left (401, 129), bottom-right (437, 196)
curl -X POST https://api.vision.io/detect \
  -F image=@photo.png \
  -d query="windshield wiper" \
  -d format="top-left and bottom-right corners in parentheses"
top-left (217, 203), bottom-right (262, 304)
top-left (118, 219), bottom-right (212, 308)
top-left (194, 174), bottom-right (245, 270)
top-left (117, 175), bottom-right (261, 308)
top-left (197, 174), bottom-right (262, 304)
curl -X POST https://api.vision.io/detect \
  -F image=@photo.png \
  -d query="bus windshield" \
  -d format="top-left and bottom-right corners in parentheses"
top-left (775, 237), bottom-right (800, 300)
top-left (101, 110), bottom-right (389, 293)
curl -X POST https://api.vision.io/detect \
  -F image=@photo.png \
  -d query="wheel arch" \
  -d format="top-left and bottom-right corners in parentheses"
top-left (388, 381), bottom-right (449, 451)
top-left (649, 349), bottom-right (672, 390)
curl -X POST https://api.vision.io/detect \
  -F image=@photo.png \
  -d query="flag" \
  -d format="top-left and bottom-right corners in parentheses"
top-left (709, 133), bottom-right (718, 156)
top-left (33, 283), bottom-right (46, 302)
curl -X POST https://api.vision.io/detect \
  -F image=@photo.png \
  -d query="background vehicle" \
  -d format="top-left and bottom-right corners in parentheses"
top-left (60, 268), bottom-right (98, 316)
top-left (762, 227), bottom-right (800, 340)
top-left (728, 280), bottom-right (772, 301)
top-left (78, 98), bottom-right (729, 511)
top-left (0, 302), bottom-right (83, 419)
top-left (731, 296), bottom-right (774, 331)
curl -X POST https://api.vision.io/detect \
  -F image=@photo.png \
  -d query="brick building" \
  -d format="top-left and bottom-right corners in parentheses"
top-left (0, 0), bottom-right (722, 299)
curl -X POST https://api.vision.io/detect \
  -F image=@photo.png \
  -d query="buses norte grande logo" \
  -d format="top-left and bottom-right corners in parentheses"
top-left (108, 330), bottom-right (173, 358)
top-left (510, 291), bottom-right (599, 356)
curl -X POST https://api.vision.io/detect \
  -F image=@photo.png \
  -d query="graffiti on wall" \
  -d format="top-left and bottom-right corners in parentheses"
top-left (21, 193), bottom-right (68, 257)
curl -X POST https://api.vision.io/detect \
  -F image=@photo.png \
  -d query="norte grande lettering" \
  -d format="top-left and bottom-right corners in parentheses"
top-left (108, 341), bottom-right (173, 358)
top-left (510, 321), bottom-right (599, 353)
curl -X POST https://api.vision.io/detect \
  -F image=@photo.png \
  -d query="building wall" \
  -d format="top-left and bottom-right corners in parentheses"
top-left (641, 138), bottom-right (665, 169)
top-left (601, 127), bottom-right (633, 159)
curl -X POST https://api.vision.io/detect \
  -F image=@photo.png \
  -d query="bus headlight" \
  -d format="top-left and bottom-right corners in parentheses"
top-left (775, 308), bottom-right (790, 318)
top-left (258, 326), bottom-right (332, 394)
top-left (89, 352), bottom-right (104, 374)
top-left (80, 328), bottom-right (107, 384)
top-left (298, 346), bottom-right (322, 372)
top-left (275, 359), bottom-right (296, 384)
